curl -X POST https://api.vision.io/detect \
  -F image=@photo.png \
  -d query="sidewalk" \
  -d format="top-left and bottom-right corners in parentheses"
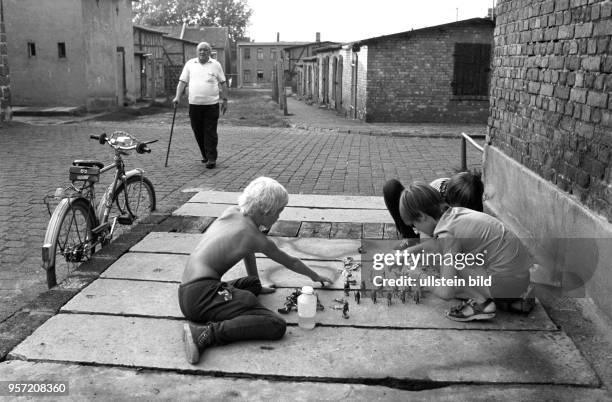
top-left (0, 191), bottom-right (610, 400)
top-left (285, 96), bottom-right (487, 138)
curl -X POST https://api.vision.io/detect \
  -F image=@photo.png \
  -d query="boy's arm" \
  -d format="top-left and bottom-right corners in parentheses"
top-left (243, 253), bottom-right (258, 277)
top-left (403, 237), bottom-right (443, 258)
top-left (259, 237), bottom-right (332, 284)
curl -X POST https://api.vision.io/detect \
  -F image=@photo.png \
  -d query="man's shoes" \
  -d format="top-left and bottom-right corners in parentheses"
top-left (183, 322), bottom-right (214, 364)
top-left (201, 158), bottom-right (208, 164)
top-left (205, 161), bottom-right (216, 169)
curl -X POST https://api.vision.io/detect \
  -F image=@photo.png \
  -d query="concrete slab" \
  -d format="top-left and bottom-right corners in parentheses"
top-left (173, 203), bottom-right (394, 223)
top-left (61, 279), bottom-right (556, 331)
top-left (130, 233), bottom-right (363, 261)
top-left (9, 314), bottom-right (597, 385)
top-left (2, 361), bottom-right (607, 401)
top-left (101, 253), bottom-right (350, 289)
top-left (188, 191), bottom-right (387, 209)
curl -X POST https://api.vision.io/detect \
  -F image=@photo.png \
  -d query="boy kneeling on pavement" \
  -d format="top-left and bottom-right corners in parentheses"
top-left (178, 177), bottom-right (332, 364)
top-left (399, 182), bottom-right (534, 321)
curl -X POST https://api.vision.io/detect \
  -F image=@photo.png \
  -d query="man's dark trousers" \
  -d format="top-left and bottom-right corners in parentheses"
top-left (189, 103), bottom-right (220, 162)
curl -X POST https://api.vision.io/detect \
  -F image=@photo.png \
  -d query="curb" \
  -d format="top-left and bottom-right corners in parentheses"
top-left (289, 123), bottom-right (474, 139)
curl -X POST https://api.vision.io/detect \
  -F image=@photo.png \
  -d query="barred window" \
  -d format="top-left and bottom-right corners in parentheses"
top-left (452, 43), bottom-right (491, 98)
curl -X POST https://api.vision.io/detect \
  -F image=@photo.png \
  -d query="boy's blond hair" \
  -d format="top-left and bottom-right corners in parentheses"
top-left (238, 177), bottom-right (288, 217)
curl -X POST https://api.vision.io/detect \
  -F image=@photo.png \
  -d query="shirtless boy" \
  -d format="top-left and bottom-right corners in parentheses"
top-left (178, 177), bottom-right (332, 364)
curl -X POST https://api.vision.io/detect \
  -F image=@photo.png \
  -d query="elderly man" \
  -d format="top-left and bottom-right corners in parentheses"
top-left (173, 42), bottom-right (229, 169)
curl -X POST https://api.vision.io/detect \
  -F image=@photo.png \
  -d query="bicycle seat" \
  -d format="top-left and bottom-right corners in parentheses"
top-left (73, 160), bottom-right (104, 169)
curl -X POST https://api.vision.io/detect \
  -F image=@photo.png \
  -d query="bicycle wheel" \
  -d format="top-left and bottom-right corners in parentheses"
top-left (114, 175), bottom-right (156, 221)
top-left (42, 198), bottom-right (96, 289)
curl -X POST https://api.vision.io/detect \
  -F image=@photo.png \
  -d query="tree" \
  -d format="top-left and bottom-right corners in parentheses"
top-left (133, 0), bottom-right (253, 42)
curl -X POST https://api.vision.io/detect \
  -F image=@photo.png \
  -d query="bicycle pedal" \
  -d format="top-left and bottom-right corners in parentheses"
top-left (117, 215), bottom-right (134, 225)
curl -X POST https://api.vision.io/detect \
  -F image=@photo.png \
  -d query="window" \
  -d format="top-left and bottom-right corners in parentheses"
top-left (244, 48), bottom-right (250, 60)
top-left (58, 42), bottom-right (66, 58)
top-left (27, 42), bottom-right (36, 57)
top-left (452, 43), bottom-right (491, 98)
top-left (257, 70), bottom-right (264, 82)
top-left (243, 69), bottom-right (251, 83)
top-left (270, 49), bottom-right (277, 60)
top-left (257, 48), bottom-right (263, 60)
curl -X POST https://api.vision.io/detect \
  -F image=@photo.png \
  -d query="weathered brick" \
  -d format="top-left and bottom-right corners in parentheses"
top-left (555, 0), bottom-right (570, 11)
top-left (581, 56), bottom-right (601, 71)
top-left (593, 19), bottom-right (612, 36)
top-left (570, 87), bottom-right (588, 103)
top-left (587, 91), bottom-right (608, 108)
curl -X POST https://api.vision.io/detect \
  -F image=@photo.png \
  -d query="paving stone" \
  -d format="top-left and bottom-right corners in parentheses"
top-left (131, 233), bottom-right (363, 261)
top-left (330, 222), bottom-right (363, 239)
top-left (298, 221), bottom-right (332, 238)
top-left (174, 203), bottom-right (394, 223)
top-left (101, 253), bottom-right (351, 289)
top-left (268, 220), bottom-right (301, 237)
top-left (61, 279), bottom-right (556, 331)
top-left (2, 361), bottom-right (606, 401)
top-left (188, 191), bottom-right (387, 209)
top-left (363, 223), bottom-right (385, 239)
top-left (8, 314), bottom-right (598, 386)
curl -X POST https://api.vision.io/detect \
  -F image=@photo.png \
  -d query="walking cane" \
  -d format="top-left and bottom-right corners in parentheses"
top-left (164, 103), bottom-right (177, 167)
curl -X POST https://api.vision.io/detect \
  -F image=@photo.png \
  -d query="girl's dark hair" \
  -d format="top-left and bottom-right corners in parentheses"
top-left (445, 171), bottom-right (484, 212)
top-left (399, 182), bottom-right (445, 224)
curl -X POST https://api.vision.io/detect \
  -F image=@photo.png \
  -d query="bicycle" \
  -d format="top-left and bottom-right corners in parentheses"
top-left (42, 131), bottom-right (157, 289)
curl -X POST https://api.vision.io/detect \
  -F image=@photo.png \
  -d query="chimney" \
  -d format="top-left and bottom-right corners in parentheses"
top-left (316, 32), bottom-right (320, 42)
top-left (276, 32), bottom-right (280, 42)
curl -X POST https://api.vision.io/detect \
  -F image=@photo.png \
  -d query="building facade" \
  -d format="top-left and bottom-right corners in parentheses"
top-left (484, 0), bottom-right (612, 318)
top-left (3, 0), bottom-right (137, 110)
top-left (0, 0), bottom-right (10, 121)
top-left (297, 18), bottom-right (494, 123)
top-left (237, 41), bottom-right (308, 87)
top-left (133, 25), bottom-right (166, 99)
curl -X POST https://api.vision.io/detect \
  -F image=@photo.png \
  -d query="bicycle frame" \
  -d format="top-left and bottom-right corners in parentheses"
top-left (96, 153), bottom-right (146, 232)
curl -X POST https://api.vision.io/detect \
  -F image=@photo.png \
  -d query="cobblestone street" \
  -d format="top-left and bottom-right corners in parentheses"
top-left (0, 98), bottom-right (483, 323)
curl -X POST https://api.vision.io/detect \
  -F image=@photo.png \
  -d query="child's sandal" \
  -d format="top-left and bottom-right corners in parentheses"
top-left (446, 298), bottom-right (496, 322)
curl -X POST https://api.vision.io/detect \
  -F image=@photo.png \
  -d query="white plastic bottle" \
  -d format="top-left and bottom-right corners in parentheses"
top-left (297, 286), bottom-right (317, 329)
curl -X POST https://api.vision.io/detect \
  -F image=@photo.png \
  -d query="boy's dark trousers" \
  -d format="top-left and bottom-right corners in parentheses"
top-left (188, 103), bottom-right (220, 162)
top-left (178, 276), bottom-right (286, 345)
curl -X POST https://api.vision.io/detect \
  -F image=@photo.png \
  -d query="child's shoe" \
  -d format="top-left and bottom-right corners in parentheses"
top-left (183, 322), bottom-right (214, 364)
top-left (446, 298), bottom-right (496, 321)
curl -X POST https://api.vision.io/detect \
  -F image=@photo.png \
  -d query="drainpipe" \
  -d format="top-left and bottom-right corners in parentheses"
top-left (180, 22), bottom-right (186, 39)
top-left (352, 43), bottom-right (361, 119)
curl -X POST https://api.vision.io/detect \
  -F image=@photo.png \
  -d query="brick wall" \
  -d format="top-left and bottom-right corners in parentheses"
top-left (366, 23), bottom-right (493, 123)
top-left (490, 0), bottom-right (612, 220)
top-left (0, 0), bottom-right (10, 121)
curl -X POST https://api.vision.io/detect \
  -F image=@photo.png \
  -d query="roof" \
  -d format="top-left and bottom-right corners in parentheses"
top-left (283, 41), bottom-right (340, 50)
top-left (359, 17), bottom-right (494, 44)
top-left (162, 35), bottom-right (199, 45)
top-left (237, 41), bottom-right (310, 47)
top-left (312, 44), bottom-right (344, 54)
top-left (148, 25), bottom-right (229, 48)
top-left (133, 25), bottom-right (168, 35)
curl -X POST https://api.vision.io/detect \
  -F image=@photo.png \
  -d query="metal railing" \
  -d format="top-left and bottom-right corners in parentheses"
top-left (460, 132), bottom-right (487, 171)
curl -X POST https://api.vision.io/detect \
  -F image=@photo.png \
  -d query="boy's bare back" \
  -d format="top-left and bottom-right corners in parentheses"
top-left (181, 206), bottom-right (266, 283)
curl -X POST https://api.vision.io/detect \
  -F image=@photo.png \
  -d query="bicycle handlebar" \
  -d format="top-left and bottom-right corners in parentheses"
top-left (90, 132), bottom-right (156, 153)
